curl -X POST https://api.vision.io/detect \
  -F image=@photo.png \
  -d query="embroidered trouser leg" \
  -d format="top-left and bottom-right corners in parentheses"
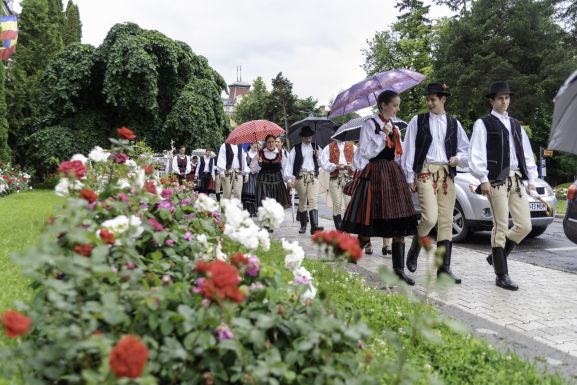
top-left (415, 164), bottom-right (456, 241)
top-left (329, 176), bottom-right (351, 215)
top-left (296, 173), bottom-right (319, 212)
top-left (488, 172), bottom-right (532, 247)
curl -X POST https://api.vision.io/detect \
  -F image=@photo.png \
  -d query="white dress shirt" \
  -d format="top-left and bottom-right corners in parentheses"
top-left (402, 113), bottom-right (470, 183)
top-left (469, 110), bottom-right (538, 184)
top-left (172, 155), bottom-right (191, 175)
top-left (216, 143), bottom-right (249, 175)
top-left (195, 155), bottom-right (215, 178)
top-left (320, 141), bottom-right (357, 174)
top-left (249, 148), bottom-right (280, 173)
top-left (284, 143), bottom-right (317, 181)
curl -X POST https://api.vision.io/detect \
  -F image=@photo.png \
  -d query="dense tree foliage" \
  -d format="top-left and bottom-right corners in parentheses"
top-left (63, 0), bottom-right (81, 45)
top-left (0, 61), bottom-right (9, 163)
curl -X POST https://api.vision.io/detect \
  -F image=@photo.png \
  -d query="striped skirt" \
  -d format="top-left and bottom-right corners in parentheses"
top-left (241, 173), bottom-right (257, 204)
top-left (341, 159), bottom-right (417, 238)
top-left (255, 171), bottom-right (291, 209)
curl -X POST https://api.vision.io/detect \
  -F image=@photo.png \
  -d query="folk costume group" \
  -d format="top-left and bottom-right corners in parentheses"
top-left (175, 80), bottom-right (536, 291)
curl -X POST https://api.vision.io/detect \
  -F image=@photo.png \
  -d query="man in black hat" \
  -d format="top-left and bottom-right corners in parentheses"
top-left (403, 83), bottom-right (470, 284)
top-left (284, 126), bottom-right (324, 234)
top-left (469, 81), bottom-right (538, 291)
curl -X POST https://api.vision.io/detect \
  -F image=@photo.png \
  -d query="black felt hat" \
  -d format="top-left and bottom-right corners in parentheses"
top-left (299, 126), bottom-right (315, 137)
top-left (486, 81), bottom-right (514, 98)
top-left (424, 82), bottom-right (451, 97)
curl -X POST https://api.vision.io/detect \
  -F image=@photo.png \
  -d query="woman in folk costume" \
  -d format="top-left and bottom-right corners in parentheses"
top-left (251, 135), bottom-right (291, 213)
top-left (242, 142), bottom-right (259, 217)
top-left (172, 146), bottom-right (192, 185)
top-left (340, 90), bottom-right (418, 285)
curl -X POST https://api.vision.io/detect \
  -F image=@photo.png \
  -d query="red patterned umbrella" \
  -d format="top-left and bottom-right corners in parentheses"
top-left (226, 120), bottom-right (285, 144)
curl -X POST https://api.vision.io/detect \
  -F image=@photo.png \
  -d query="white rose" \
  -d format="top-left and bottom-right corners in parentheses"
top-left (301, 283), bottom-right (317, 302)
top-left (88, 146), bottom-right (110, 163)
top-left (54, 178), bottom-right (83, 197)
top-left (258, 198), bottom-right (285, 229)
top-left (117, 179), bottom-right (131, 189)
top-left (194, 193), bottom-right (220, 213)
top-left (71, 153), bottom-right (88, 164)
top-left (257, 228), bottom-right (271, 251)
top-left (293, 266), bottom-right (312, 284)
top-left (282, 238), bottom-right (305, 272)
top-left (222, 198), bottom-right (249, 229)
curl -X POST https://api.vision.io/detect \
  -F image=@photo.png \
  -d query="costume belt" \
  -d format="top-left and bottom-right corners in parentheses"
top-left (330, 174), bottom-right (352, 187)
top-left (297, 171), bottom-right (317, 185)
top-left (417, 164), bottom-right (452, 195)
top-left (225, 169), bottom-right (241, 183)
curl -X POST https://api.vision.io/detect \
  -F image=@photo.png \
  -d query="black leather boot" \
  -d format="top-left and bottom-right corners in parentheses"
top-left (486, 238), bottom-right (517, 266)
top-left (298, 211), bottom-right (307, 234)
top-left (436, 240), bottom-right (461, 284)
top-left (392, 242), bottom-right (415, 286)
top-left (333, 214), bottom-right (342, 230)
top-left (309, 209), bottom-right (324, 235)
top-left (406, 236), bottom-right (421, 273)
top-left (492, 247), bottom-right (518, 290)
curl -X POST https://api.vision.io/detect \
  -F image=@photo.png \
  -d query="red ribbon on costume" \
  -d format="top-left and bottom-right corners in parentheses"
top-left (378, 114), bottom-right (403, 158)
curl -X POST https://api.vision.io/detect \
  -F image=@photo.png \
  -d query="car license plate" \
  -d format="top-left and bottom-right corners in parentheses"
top-left (529, 202), bottom-right (546, 211)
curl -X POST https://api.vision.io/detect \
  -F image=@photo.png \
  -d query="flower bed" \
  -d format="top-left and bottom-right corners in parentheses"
top-left (0, 162), bottom-right (31, 196)
top-left (0, 129), bottom-right (375, 384)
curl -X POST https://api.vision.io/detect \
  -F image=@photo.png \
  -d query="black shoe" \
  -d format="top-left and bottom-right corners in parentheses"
top-left (496, 274), bottom-right (519, 290)
top-left (392, 242), bottom-right (415, 286)
top-left (364, 242), bottom-right (373, 255)
top-left (298, 211), bottom-right (307, 234)
top-left (309, 209), bottom-right (324, 235)
top-left (382, 246), bottom-right (391, 255)
top-left (436, 240), bottom-right (461, 284)
top-left (487, 238), bottom-right (517, 266)
top-left (406, 236), bottom-right (421, 273)
top-left (492, 246), bottom-right (519, 290)
top-left (333, 214), bottom-right (342, 230)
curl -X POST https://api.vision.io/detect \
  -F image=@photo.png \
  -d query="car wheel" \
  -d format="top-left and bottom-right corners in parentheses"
top-left (452, 202), bottom-right (469, 243)
top-left (526, 225), bottom-right (547, 238)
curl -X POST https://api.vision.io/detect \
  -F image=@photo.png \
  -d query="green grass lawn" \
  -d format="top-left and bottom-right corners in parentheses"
top-left (0, 190), bottom-right (63, 312)
top-left (557, 199), bottom-right (567, 215)
top-left (0, 191), bottom-right (569, 384)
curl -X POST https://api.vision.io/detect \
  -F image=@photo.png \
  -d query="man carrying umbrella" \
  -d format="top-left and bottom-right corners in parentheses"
top-left (469, 81), bottom-right (538, 291)
top-left (285, 126), bottom-right (325, 235)
top-left (320, 137), bottom-right (356, 229)
top-left (216, 142), bottom-right (249, 200)
top-left (403, 83), bottom-right (470, 284)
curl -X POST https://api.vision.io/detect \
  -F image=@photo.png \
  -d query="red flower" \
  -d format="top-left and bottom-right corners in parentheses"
top-left (144, 181), bottom-right (157, 194)
top-left (117, 127), bottom-right (136, 141)
top-left (73, 244), bottom-right (93, 257)
top-left (313, 230), bottom-right (362, 263)
top-left (58, 160), bottom-right (86, 179)
top-left (112, 153), bottom-right (129, 164)
top-left (230, 252), bottom-right (248, 267)
top-left (1, 310), bottom-right (32, 338)
top-left (109, 335), bottom-right (149, 378)
top-left (144, 164), bottom-right (154, 175)
top-left (147, 218), bottom-right (164, 232)
top-left (99, 228), bottom-right (116, 245)
top-left (419, 236), bottom-right (433, 252)
top-left (195, 260), bottom-right (244, 303)
top-left (80, 188), bottom-right (99, 203)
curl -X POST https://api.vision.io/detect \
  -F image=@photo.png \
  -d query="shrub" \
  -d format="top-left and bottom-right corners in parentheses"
top-left (0, 162), bottom-right (31, 196)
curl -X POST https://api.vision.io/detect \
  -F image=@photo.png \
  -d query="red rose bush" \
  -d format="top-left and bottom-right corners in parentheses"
top-left (0, 128), bottom-right (374, 384)
top-left (312, 229), bottom-right (363, 263)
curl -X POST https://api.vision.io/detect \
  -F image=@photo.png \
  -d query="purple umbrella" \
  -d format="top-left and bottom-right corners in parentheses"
top-left (328, 68), bottom-right (425, 118)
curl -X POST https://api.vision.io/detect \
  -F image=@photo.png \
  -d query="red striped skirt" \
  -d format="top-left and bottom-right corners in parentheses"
top-left (340, 159), bottom-right (417, 237)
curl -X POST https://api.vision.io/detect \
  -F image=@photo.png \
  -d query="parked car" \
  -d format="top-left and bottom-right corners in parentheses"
top-left (412, 167), bottom-right (557, 242)
top-left (563, 180), bottom-right (577, 244)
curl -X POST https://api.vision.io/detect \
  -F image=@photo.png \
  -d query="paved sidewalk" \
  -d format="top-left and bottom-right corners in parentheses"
top-left (271, 211), bottom-right (577, 377)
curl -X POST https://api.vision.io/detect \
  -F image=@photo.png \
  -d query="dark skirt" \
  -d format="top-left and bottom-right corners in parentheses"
top-left (255, 172), bottom-right (291, 209)
top-left (340, 159), bottom-right (417, 238)
top-left (196, 172), bottom-right (215, 194)
top-left (241, 173), bottom-right (257, 204)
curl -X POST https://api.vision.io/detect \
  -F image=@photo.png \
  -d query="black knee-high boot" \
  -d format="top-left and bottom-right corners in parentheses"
top-left (493, 247), bottom-right (518, 290)
top-left (333, 214), bottom-right (342, 230)
top-left (392, 242), bottom-right (415, 286)
top-left (298, 211), bottom-right (308, 234)
top-left (486, 238), bottom-right (516, 265)
top-left (309, 209), bottom-right (324, 235)
top-left (436, 240), bottom-right (461, 284)
top-left (406, 236), bottom-right (421, 272)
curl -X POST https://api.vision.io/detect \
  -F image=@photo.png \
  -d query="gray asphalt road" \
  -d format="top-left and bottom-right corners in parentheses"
top-left (317, 201), bottom-right (577, 274)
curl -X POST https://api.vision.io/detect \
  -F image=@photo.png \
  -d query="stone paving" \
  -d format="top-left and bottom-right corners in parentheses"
top-left (272, 211), bottom-right (577, 360)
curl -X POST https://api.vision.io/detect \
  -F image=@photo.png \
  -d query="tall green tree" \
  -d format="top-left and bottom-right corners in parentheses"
top-left (362, 0), bottom-right (433, 119)
top-left (434, 0), bottom-right (475, 14)
top-left (6, 0), bottom-right (64, 162)
top-left (63, 0), bottom-right (81, 45)
top-left (231, 76), bottom-right (269, 124)
top-left (266, 72), bottom-right (298, 130)
top-left (432, 0), bottom-right (576, 182)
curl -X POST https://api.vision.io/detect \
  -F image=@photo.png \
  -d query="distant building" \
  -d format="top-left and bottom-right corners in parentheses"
top-left (222, 66), bottom-right (251, 116)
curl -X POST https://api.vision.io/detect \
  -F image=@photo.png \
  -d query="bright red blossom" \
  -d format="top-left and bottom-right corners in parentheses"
top-left (99, 228), bottom-right (116, 245)
top-left (312, 230), bottom-right (362, 262)
top-left (230, 252), bottom-right (248, 267)
top-left (1, 310), bottom-right (32, 338)
top-left (117, 127), bottom-right (136, 141)
top-left (109, 335), bottom-right (149, 378)
top-left (420, 236), bottom-right (433, 251)
top-left (144, 164), bottom-right (154, 175)
top-left (58, 160), bottom-right (86, 179)
top-left (195, 260), bottom-right (244, 303)
top-left (80, 188), bottom-right (98, 203)
top-left (144, 181), bottom-right (157, 194)
top-left (73, 244), bottom-right (93, 257)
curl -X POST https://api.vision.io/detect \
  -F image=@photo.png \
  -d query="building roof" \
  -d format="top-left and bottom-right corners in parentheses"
top-left (228, 80), bottom-right (251, 88)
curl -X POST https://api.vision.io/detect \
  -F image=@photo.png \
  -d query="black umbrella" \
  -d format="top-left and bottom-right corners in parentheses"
top-left (287, 116), bottom-right (336, 149)
top-left (331, 115), bottom-right (408, 142)
top-left (549, 69), bottom-right (577, 155)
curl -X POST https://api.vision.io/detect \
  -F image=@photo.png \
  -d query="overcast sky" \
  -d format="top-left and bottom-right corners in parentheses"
top-left (17, 0), bottom-right (452, 107)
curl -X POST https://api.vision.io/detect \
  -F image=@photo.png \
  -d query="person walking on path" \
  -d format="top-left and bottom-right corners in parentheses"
top-left (194, 149), bottom-right (216, 195)
top-left (172, 146), bottom-right (191, 185)
top-left (469, 81), bottom-right (538, 291)
top-left (251, 134), bottom-right (291, 218)
top-left (320, 138), bottom-right (356, 230)
top-left (242, 143), bottom-right (259, 217)
top-left (340, 90), bottom-right (418, 285)
top-left (216, 142), bottom-right (249, 200)
top-left (403, 83), bottom-right (470, 284)
top-left (284, 126), bottom-right (325, 235)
